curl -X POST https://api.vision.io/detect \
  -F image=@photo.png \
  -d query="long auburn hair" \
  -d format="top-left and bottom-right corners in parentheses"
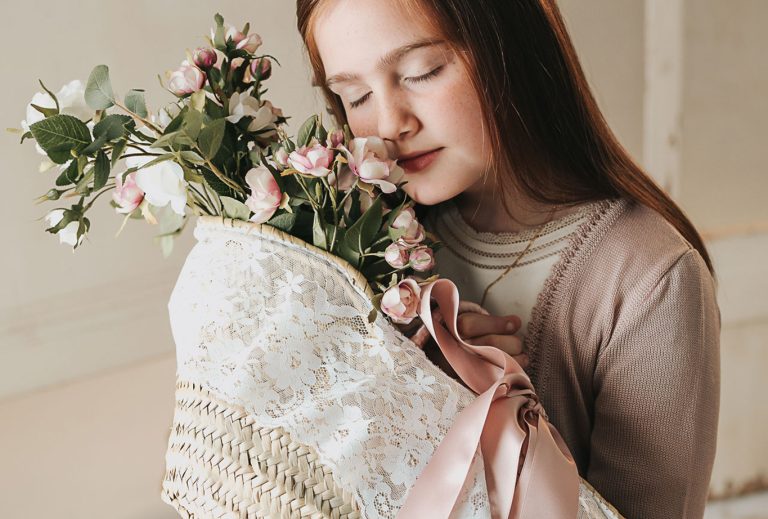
top-left (296, 0), bottom-right (714, 275)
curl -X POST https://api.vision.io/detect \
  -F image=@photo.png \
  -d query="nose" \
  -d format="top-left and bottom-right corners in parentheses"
top-left (376, 88), bottom-right (419, 144)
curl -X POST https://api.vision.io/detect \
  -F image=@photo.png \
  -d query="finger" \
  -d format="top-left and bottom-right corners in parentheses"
top-left (513, 353), bottom-right (529, 369)
top-left (457, 313), bottom-right (521, 338)
top-left (465, 334), bottom-right (524, 356)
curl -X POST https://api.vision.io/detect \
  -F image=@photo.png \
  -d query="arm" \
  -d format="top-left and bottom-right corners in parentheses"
top-left (588, 249), bottom-right (721, 518)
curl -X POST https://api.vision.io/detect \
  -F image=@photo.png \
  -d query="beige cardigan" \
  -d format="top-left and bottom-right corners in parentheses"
top-left (424, 196), bottom-right (721, 519)
top-left (526, 199), bottom-right (720, 519)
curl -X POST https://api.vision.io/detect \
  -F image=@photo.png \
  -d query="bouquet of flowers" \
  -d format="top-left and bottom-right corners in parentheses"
top-left (15, 13), bottom-right (620, 519)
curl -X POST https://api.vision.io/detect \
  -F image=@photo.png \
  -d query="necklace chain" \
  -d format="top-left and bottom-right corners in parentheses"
top-left (479, 206), bottom-right (560, 307)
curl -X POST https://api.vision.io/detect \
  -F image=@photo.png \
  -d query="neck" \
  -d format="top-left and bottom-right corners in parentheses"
top-left (454, 185), bottom-right (568, 234)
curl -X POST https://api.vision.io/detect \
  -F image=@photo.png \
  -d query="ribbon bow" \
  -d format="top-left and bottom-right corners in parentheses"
top-left (396, 279), bottom-right (579, 519)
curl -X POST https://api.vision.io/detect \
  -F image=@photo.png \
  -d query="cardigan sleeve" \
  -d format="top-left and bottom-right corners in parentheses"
top-left (588, 248), bottom-right (721, 519)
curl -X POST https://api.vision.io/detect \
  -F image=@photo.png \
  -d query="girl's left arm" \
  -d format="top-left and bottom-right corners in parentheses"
top-left (588, 248), bottom-right (721, 519)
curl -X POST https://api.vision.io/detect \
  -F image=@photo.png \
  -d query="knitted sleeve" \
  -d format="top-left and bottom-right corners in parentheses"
top-left (588, 248), bottom-right (721, 519)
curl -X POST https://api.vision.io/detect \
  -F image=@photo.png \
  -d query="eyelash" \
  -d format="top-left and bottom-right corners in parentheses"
top-left (348, 66), bottom-right (445, 109)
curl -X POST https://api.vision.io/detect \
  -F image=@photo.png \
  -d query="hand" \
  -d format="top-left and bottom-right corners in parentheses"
top-left (410, 300), bottom-right (528, 370)
top-left (456, 307), bottom-right (528, 369)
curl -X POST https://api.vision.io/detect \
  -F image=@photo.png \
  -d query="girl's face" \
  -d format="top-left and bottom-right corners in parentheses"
top-left (313, 0), bottom-right (495, 206)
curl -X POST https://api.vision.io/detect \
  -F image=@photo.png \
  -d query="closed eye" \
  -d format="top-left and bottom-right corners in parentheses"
top-left (348, 65), bottom-right (445, 109)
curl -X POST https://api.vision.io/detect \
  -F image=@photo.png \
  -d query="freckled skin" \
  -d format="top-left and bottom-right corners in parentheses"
top-left (313, 0), bottom-right (495, 206)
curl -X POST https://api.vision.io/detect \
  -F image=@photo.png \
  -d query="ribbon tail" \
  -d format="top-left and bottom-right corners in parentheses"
top-left (514, 416), bottom-right (580, 519)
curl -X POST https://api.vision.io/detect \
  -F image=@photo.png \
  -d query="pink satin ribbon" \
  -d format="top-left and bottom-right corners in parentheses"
top-left (396, 279), bottom-right (580, 519)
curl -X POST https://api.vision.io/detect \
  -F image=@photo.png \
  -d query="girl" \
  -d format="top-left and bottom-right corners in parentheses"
top-left (296, 1), bottom-right (721, 517)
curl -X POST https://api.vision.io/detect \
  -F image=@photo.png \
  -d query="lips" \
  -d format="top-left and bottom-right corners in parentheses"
top-left (398, 148), bottom-right (443, 173)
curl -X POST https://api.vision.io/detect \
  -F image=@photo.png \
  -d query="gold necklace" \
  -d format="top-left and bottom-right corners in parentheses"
top-left (479, 206), bottom-right (560, 307)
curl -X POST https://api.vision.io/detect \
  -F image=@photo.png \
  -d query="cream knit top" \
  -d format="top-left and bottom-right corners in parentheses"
top-left (421, 197), bottom-right (721, 519)
top-left (424, 198), bottom-right (601, 343)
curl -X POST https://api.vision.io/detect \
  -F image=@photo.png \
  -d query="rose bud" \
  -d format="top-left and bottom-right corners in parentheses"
top-left (288, 143), bottom-right (335, 178)
top-left (384, 242), bottom-right (409, 268)
top-left (409, 246), bottom-right (435, 272)
top-left (244, 165), bottom-right (282, 223)
top-left (193, 47), bottom-right (217, 70)
top-left (381, 278), bottom-right (422, 325)
top-left (168, 62), bottom-right (206, 95)
top-left (237, 33), bottom-right (263, 53)
top-left (112, 171), bottom-right (145, 214)
top-left (250, 57), bottom-right (272, 81)
top-left (390, 207), bottom-right (425, 247)
top-left (327, 129), bottom-right (345, 148)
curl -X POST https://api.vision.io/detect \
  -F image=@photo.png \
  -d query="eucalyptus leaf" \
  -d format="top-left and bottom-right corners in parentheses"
top-left (221, 196), bottom-right (251, 220)
top-left (198, 119), bottom-right (226, 159)
top-left (85, 65), bottom-right (115, 110)
top-left (312, 210), bottom-right (327, 250)
top-left (93, 150), bottom-right (110, 190)
top-left (297, 115), bottom-right (318, 148)
top-left (267, 212), bottom-right (297, 232)
top-left (125, 89), bottom-right (148, 118)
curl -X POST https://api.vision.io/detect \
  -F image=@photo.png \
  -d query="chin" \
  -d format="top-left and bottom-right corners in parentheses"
top-left (400, 179), bottom-right (457, 206)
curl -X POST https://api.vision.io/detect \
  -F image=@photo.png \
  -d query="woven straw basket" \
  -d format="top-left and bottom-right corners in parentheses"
top-left (159, 216), bottom-right (624, 519)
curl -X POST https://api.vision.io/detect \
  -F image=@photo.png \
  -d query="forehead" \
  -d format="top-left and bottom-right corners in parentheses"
top-left (313, 0), bottom-right (443, 82)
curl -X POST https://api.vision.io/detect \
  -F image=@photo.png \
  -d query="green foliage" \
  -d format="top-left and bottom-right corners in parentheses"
top-left (85, 65), bottom-right (115, 110)
top-left (29, 114), bottom-right (92, 163)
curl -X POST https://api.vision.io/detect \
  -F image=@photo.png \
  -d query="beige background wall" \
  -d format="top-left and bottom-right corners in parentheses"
top-left (1, 0), bottom-right (765, 517)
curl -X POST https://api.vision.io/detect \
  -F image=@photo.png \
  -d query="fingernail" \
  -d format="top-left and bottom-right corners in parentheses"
top-left (506, 321), bottom-right (517, 333)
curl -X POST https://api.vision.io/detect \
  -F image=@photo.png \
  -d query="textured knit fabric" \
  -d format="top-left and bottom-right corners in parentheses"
top-left (425, 197), bottom-right (598, 342)
top-left (421, 196), bottom-right (721, 519)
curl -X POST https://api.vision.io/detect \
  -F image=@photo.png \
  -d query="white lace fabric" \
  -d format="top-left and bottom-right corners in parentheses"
top-left (165, 217), bottom-right (622, 519)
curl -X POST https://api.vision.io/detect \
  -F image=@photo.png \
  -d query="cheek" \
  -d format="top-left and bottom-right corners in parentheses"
top-left (346, 109), bottom-right (376, 139)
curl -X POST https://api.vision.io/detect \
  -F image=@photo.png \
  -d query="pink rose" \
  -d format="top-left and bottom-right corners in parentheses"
top-left (250, 57), bottom-right (272, 80)
top-left (326, 129), bottom-right (344, 148)
top-left (193, 48), bottom-right (217, 70)
top-left (112, 171), bottom-right (145, 214)
top-left (390, 207), bottom-right (425, 247)
top-left (381, 278), bottom-right (422, 324)
top-left (384, 242), bottom-right (409, 268)
top-left (340, 136), bottom-right (404, 194)
top-left (409, 246), bottom-right (435, 272)
top-left (288, 143), bottom-right (335, 178)
top-left (168, 62), bottom-right (205, 95)
top-left (237, 33), bottom-right (263, 53)
top-left (244, 166), bottom-right (282, 223)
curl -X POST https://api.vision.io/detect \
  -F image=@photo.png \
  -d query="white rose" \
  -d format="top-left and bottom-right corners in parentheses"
top-left (44, 209), bottom-right (84, 248)
top-left (128, 156), bottom-right (188, 216)
top-left (21, 80), bottom-right (93, 155)
top-left (225, 89), bottom-right (278, 133)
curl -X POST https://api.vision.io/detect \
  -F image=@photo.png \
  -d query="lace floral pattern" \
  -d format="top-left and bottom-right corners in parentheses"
top-left (166, 217), bottom-right (623, 519)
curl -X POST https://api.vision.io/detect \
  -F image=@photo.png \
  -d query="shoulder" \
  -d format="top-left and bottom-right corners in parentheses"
top-left (579, 197), bottom-right (711, 296)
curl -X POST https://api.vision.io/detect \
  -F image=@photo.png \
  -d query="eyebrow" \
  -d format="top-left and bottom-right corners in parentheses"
top-left (323, 38), bottom-right (446, 88)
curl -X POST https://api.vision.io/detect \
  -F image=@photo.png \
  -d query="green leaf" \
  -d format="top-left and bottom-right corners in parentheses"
top-left (312, 210), bottom-right (327, 250)
top-left (30, 103), bottom-right (57, 118)
top-left (213, 13), bottom-right (226, 48)
top-left (125, 89), bottom-right (148, 118)
top-left (93, 114), bottom-right (132, 140)
top-left (198, 119), bottom-right (226, 159)
top-left (111, 138), bottom-right (128, 167)
top-left (93, 150), bottom-right (110, 190)
top-left (85, 65), bottom-right (115, 110)
top-left (181, 109), bottom-right (203, 141)
top-left (55, 160), bottom-right (80, 186)
top-left (267, 212), bottom-right (297, 232)
top-left (342, 197), bottom-right (383, 255)
top-left (221, 196), bottom-right (251, 220)
top-left (37, 79), bottom-right (60, 113)
top-left (75, 167), bottom-right (95, 195)
top-left (297, 115), bottom-right (318, 148)
top-left (201, 168), bottom-right (235, 198)
top-left (29, 114), bottom-right (92, 158)
top-left (80, 133), bottom-right (109, 156)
